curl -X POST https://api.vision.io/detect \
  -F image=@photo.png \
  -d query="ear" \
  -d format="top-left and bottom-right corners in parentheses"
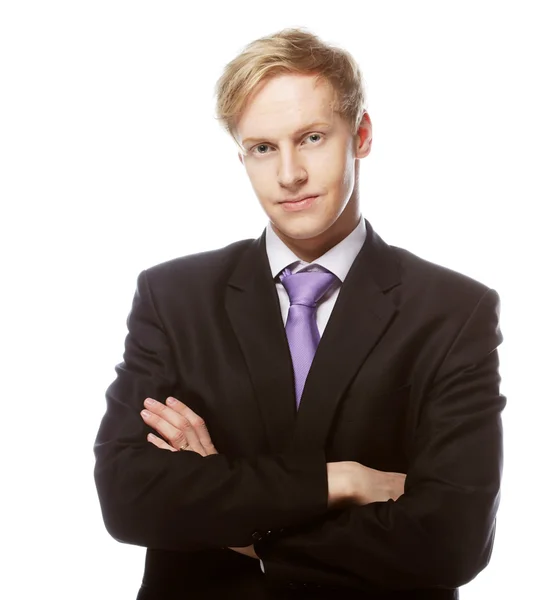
top-left (355, 111), bottom-right (372, 158)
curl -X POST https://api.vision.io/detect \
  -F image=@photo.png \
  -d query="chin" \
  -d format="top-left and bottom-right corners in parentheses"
top-left (271, 218), bottom-right (331, 241)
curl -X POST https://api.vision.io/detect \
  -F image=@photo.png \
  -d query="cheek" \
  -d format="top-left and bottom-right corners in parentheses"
top-left (247, 161), bottom-right (272, 182)
top-left (315, 149), bottom-right (353, 193)
top-left (244, 164), bottom-right (272, 198)
top-left (341, 157), bottom-right (356, 191)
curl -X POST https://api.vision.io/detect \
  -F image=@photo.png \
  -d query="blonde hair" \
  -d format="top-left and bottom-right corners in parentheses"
top-left (214, 27), bottom-right (367, 152)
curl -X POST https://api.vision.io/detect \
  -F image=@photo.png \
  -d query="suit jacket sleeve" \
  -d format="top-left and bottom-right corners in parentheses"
top-left (254, 287), bottom-right (506, 591)
top-left (93, 269), bottom-right (329, 550)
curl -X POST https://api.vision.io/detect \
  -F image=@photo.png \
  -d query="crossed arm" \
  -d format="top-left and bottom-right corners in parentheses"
top-left (140, 395), bottom-right (406, 559)
top-left (94, 269), bottom-right (505, 591)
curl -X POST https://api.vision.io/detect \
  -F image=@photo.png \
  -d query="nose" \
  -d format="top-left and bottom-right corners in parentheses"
top-left (277, 147), bottom-right (307, 187)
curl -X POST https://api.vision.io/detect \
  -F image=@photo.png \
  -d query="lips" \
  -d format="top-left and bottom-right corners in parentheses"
top-left (279, 195), bottom-right (318, 212)
top-left (280, 194), bottom-right (318, 204)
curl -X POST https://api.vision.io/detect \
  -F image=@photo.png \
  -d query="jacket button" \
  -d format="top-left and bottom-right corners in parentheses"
top-left (251, 531), bottom-right (263, 541)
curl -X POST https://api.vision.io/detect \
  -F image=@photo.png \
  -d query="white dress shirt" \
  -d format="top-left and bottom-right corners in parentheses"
top-left (266, 214), bottom-right (368, 335)
top-left (255, 214), bottom-right (367, 573)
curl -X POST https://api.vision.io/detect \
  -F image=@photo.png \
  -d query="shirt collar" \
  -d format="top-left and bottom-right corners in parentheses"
top-left (265, 214), bottom-right (367, 282)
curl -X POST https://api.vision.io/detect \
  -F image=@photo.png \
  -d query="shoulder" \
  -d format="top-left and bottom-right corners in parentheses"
top-left (140, 237), bottom-right (256, 295)
top-left (388, 243), bottom-right (499, 315)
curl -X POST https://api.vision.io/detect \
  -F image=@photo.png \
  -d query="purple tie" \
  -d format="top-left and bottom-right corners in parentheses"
top-left (280, 266), bottom-right (338, 408)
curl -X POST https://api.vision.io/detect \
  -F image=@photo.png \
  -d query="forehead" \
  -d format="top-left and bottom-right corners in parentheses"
top-left (236, 73), bottom-right (337, 141)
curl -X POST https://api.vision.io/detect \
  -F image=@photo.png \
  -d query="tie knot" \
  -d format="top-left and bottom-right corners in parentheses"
top-left (280, 267), bottom-right (338, 308)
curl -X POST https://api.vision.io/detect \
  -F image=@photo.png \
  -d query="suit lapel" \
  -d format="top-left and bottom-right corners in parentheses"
top-left (225, 219), bottom-right (402, 453)
top-left (291, 220), bottom-right (402, 449)
top-left (225, 231), bottom-right (296, 452)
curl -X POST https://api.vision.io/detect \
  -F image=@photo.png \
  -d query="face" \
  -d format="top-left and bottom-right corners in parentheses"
top-left (236, 72), bottom-right (372, 261)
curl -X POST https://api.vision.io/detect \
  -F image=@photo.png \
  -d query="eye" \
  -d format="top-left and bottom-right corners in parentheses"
top-left (250, 133), bottom-right (324, 156)
top-left (252, 143), bottom-right (272, 155)
top-left (306, 133), bottom-right (323, 144)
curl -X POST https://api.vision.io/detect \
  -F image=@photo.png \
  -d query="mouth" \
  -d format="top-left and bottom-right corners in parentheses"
top-left (279, 195), bottom-right (319, 212)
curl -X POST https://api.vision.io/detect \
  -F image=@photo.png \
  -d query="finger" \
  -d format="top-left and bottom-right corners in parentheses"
top-left (141, 407), bottom-right (202, 454)
top-left (147, 433), bottom-right (178, 452)
top-left (164, 397), bottom-right (218, 455)
top-left (141, 401), bottom-right (205, 455)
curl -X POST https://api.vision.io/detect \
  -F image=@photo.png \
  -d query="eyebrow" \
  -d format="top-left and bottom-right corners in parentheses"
top-left (241, 121), bottom-right (332, 147)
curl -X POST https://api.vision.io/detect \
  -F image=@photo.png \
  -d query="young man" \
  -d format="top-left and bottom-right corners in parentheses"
top-left (93, 28), bottom-right (505, 599)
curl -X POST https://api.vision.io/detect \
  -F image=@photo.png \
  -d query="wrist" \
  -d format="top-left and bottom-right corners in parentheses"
top-left (327, 461), bottom-right (357, 508)
top-left (228, 544), bottom-right (259, 559)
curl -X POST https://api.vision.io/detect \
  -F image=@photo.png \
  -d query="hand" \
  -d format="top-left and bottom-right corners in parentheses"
top-left (327, 461), bottom-right (406, 508)
top-left (327, 461), bottom-right (360, 509)
top-left (141, 396), bottom-right (219, 456)
top-left (351, 462), bottom-right (406, 505)
top-left (141, 399), bottom-right (257, 559)
top-left (227, 544), bottom-right (259, 559)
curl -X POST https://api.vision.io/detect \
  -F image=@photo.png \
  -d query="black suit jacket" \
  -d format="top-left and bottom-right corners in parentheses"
top-left (93, 219), bottom-right (505, 599)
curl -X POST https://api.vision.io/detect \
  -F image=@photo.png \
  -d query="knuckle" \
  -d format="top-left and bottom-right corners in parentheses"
top-left (191, 417), bottom-right (206, 429)
top-left (170, 430), bottom-right (185, 445)
top-left (180, 418), bottom-right (193, 431)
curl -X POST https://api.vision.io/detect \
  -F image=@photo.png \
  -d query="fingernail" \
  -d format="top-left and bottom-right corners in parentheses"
top-left (141, 410), bottom-right (151, 418)
top-left (166, 397), bottom-right (177, 404)
top-left (145, 398), bottom-right (155, 405)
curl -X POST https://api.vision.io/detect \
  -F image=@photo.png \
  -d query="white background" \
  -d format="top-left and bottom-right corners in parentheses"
top-left (1, 1), bottom-right (534, 598)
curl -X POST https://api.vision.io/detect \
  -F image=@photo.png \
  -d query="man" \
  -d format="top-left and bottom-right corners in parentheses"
top-left (93, 28), bottom-right (505, 599)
